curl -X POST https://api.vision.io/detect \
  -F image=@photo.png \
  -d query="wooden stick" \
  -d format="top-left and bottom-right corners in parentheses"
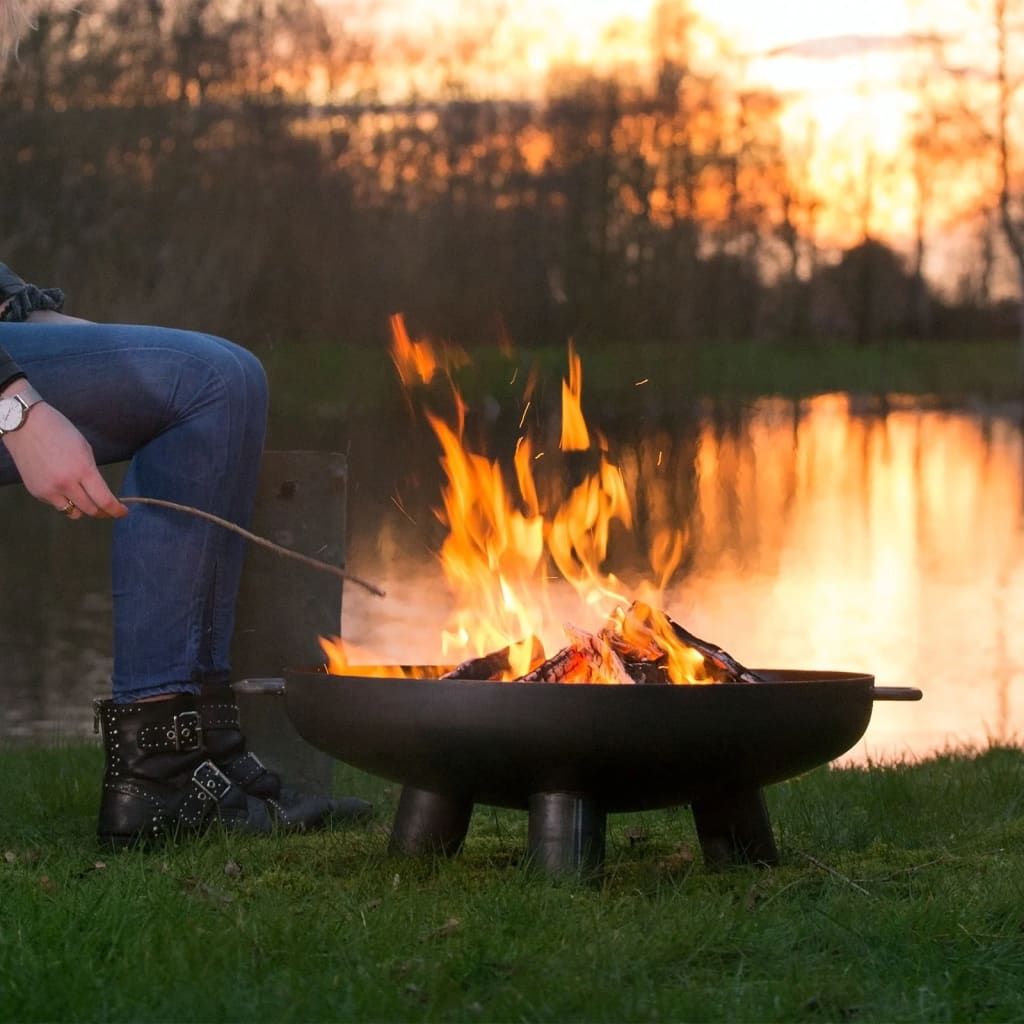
top-left (797, 850), bottom-right (872, 897)
top-left (120, 496), bottom-right (385, 597)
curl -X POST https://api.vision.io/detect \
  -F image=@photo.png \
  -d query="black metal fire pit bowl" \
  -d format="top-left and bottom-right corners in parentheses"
top-left (283, 668), bottom-right (921, 876)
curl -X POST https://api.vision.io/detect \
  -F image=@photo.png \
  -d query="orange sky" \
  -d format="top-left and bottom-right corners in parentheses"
top-left (319, 0), bottom-right (1016, 269)
top-left (347, 0), bottom-right (973, 243)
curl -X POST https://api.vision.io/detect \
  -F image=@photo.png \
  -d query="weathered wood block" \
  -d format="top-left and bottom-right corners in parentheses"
top-left (230, 449), bottom-right (347, 680)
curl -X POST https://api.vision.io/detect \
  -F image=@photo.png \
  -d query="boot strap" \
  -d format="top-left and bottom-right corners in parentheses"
top-left (226, 751), bottom-right (270, 788)
top-left (200, 701), bottom-right (241, 730)
top-left (137, 710), bottom-right (203, 753)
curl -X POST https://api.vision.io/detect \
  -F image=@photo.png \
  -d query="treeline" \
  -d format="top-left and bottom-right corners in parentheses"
top-left (0, 0), bottom-right (1018, 351)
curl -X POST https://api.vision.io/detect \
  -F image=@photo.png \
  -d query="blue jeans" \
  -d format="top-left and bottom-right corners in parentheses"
top-left (0, 322), bottom-right (268, 701)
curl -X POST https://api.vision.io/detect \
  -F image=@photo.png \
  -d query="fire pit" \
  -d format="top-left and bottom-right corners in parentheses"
top-left (286, 327), bottom-right (923, 874)
top-left (284, 667), bottom-right (921, 874)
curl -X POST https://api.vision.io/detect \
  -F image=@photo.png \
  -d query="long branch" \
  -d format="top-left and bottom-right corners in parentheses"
top-left (121, 496), bottom-right (385, 597)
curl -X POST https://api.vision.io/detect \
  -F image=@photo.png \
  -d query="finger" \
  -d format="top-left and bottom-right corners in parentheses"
top-left (62, 484), bottom-right (102, 519)
top-left (51, 496), bottom-right (82, 520)
top-left (79, 472), bottom-right (129, 519)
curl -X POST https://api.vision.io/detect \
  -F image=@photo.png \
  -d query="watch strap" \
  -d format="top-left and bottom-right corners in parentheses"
top-left (13, 383), bottom-right (43, 409)
top-left (0, 383), bottom-right (44, 437)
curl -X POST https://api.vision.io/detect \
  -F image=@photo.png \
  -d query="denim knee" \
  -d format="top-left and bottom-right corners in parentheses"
top-left (193, 333), bottom-right (268, 422)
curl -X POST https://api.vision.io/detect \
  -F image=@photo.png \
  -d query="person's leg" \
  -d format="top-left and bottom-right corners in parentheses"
top-left (105, 330), bottom-right (269, 698)
top-left (0, 321), bottom-right (335, 843)
top-left (191, 335), bottom-right (269, 687)
top-left (0, 321), bottom-right (267, 698)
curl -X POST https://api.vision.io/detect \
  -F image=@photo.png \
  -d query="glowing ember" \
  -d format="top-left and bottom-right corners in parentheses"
top-left (321, 316), bottom-right (730, 685)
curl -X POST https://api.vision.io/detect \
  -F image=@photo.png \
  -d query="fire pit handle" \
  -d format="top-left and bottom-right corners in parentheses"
top-left (870, 686), bottom-right (923, 701)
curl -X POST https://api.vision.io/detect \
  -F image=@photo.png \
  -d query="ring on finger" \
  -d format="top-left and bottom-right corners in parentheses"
top-left (59, 498), bottom-right (77, 516)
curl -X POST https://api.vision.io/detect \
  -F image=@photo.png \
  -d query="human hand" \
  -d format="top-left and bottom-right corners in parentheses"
top-left (1, 399), bottom-right (129, 519)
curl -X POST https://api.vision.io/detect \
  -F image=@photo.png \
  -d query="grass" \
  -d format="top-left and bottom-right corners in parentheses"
top-left (2, 743), bottom-right (1024, 1022)
top-left (255, 338), bottom-right (1024, 427)
top-left (6, 337), bottom-right (1023, 1022)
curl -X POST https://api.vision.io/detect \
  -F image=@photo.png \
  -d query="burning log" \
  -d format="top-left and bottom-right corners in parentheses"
top-left (520, 624), bottom-right (634, 684)
top-left (441, 637), bottom-right (546, 681)
top-left (665, 614), bottom-right (765, 684)
top-left (597, 606), bottom-right (672, 685)
top-left (597, 602), bottom-right (764, 685)
top-left (397, 603), bottom-right (762, 688)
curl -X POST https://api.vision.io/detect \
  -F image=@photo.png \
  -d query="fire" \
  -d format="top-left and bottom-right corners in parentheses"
top-left (388, 312), bottom-right (438, 386)
top-left (388, 313), bottom-right (469, 388)
top-left (429, 409), bottom-right (545, 678)
top-left (317, 636), bottom-right (440, 678)
top-left (321, 315), bottom-right (725, 684)
top-left (560, 340), bottom-right (590, 452)
top-left (608, 602), bottom-right (719, 685)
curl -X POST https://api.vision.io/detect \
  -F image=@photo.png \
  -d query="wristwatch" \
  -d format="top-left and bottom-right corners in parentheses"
top-left (0, 383), bottom-right (44, 437)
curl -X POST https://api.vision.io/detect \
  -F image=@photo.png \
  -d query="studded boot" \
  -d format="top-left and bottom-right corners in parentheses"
top-left (197, 688), bottom-right (372, 823)
top-left (95, 693), bottom-right (281, 850)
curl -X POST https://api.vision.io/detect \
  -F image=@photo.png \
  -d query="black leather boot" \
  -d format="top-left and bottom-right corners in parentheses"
top-left (197, 689), bottom-right (372, 823)
top-left (95, 693), bottom-right (278, 850)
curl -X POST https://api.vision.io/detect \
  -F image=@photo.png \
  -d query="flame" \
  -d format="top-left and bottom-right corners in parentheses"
top-left (546, 456), bottom-right (633, 612)
top-left (318, 635), bottom-right (444, 678)
top-left (429, 409), bottom-right (546, 677)
top-left (388, 313), bottom-right (469, 388)
top-left (389, 312), bottom-right (438, 386)
top-left (321, 314), bottom-right (716, 684)
top-left (560, 340), bottom-right (590, 452)
top-left (617, 602), bottom-right (718, 685)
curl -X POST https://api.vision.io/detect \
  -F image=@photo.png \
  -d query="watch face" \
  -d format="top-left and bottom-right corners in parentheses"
top-left (0, 398), bottom-right (24, 432)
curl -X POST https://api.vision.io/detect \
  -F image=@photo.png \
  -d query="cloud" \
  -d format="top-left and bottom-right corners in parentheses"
top-left (763, 33), bottom-right (942, 60)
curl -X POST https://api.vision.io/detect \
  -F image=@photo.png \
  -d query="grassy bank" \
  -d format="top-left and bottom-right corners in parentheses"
top-left (2, 743), bottom-right (1023, 1022)
top-left (257, 338), bottom-right (1024, 423)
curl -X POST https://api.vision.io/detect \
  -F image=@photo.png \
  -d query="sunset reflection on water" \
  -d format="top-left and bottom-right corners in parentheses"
top-left (344, 394), bottom-right (1024, 764)
top-left (3, 393), bottom-right (1023, 760)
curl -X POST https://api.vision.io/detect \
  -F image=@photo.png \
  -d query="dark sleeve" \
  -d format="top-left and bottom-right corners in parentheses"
top-left (1, 263), bottom-right (28, 386)
top-left (0, 261), bottom-right (64, 323)
top-left (0, 262), bottom-right (28, 299)
top-left (0, 345), bottom-right (25, 390)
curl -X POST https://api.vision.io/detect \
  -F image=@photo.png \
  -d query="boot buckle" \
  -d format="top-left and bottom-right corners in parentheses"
top-left (170, 710), bottom-right (202, 752)
top-left (192, 761), bottom-right (234, 802)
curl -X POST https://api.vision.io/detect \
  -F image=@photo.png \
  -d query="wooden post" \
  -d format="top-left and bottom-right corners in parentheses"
top-left (230, 449), bottom-right (347, 680)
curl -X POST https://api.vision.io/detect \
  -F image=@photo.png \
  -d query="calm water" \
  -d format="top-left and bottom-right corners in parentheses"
top-left (4, 393), bottom-right (1024, 765)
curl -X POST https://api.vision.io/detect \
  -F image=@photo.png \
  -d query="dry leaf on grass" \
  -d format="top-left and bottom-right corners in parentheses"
top-left (426, 917), bottom-right (462, 940)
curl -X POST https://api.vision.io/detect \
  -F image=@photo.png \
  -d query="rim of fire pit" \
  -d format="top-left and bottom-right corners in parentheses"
top-left (284, 668), bottom-right (880, 812)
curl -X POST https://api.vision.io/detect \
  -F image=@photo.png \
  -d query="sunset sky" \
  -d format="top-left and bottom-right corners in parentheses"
top-left (346, 0), bottom-right (984, 247)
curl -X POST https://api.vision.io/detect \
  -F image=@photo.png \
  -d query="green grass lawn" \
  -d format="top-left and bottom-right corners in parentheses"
top-left (5, 336), bottom-right (1023, 1022)
top-left (257, 338), bottom-right (1024, 425)
top-left (2, 742), bottom-right (1024, 1022)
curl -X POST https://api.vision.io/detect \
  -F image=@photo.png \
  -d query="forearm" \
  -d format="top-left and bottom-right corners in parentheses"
top-left (0, 261), bottom-right (82, 386)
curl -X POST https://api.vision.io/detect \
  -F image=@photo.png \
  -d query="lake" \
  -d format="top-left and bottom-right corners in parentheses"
top-left (3, 392), bottom-right (1023, 766)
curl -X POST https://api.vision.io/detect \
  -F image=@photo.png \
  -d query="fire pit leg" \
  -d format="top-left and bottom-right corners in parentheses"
top-left (526, 792), bottom-right (607, 877)
top-left (389, 786), bottom-right (473, 857)
top-left (691, 788), bottom-right (779, 869)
